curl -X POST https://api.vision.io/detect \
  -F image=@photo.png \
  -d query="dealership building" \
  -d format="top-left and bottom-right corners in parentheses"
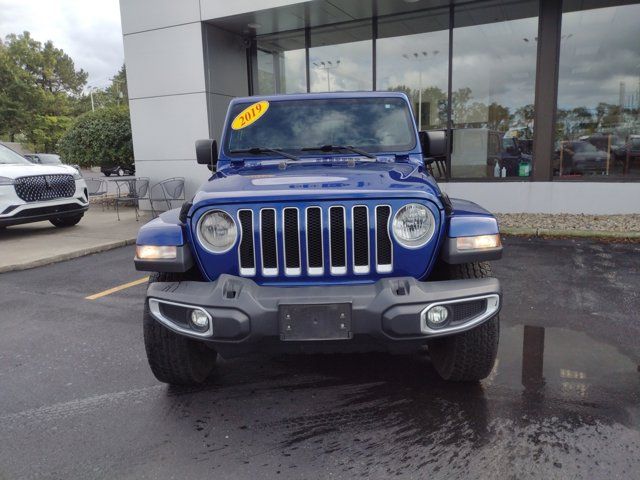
top-left (119, 0), bottom-right (640, 213)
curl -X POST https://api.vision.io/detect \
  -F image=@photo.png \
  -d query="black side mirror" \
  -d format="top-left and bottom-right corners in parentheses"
top-left (195, 139), bottom-right (218, 171)
top-left (420, 130), bottom-right (447, 159)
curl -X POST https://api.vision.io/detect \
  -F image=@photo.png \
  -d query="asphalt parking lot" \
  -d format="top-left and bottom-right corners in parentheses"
top-left (0, 237), bottom-right (639, 479)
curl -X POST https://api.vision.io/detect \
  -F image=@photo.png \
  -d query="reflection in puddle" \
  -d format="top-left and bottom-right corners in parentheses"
top-left (263, 324), bottom-right (640, 477)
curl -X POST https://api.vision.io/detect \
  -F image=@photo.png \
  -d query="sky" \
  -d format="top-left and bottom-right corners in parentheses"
top-left (0, 0), bottom-right (124, 88)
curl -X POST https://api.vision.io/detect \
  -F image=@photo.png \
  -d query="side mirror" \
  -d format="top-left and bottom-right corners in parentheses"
top-left (420, 130), bottom-right (447, 158)
top-left (195, 139), bottom-right (218, 171)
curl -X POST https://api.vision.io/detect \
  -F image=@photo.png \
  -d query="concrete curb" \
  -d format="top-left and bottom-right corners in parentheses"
top-left (0, 237), bottom-right (137, 274)
top-left (501, 227), bottom-right (640, 240)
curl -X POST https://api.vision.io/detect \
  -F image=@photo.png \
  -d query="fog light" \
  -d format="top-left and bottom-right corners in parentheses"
top-left (425, 305), bottom-right (449, 328)
top-left (190, 309), bottom-right (210, 330)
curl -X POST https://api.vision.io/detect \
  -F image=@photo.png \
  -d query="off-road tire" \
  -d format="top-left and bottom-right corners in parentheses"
top-left (428, 261), bottom-right (499, 382)
top-left (143, 271), bottom-right (218, 386)
top-left (50, 214), bottom-right (84, 228)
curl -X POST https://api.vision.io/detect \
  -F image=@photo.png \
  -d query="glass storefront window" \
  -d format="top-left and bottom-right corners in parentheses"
top-left (555, 2), bottom-right (640, 179)
top-left (450, 0), bottom-right (538, 179)
top-left (309, 21), bottom-right (373, 92)
top-left (377, 7), bottom-right (450, 132)
top-left (256, 31), bottom-right (307, 95)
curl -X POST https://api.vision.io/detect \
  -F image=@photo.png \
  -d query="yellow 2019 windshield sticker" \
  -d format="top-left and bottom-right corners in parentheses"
top-left (231, 100), bottom-right (270, 130)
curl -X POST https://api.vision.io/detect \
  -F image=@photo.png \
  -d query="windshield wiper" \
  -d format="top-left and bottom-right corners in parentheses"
top-left (301, 144), bottom-right (376, 159)
top-left (229, 147), bottom-right (300, 161)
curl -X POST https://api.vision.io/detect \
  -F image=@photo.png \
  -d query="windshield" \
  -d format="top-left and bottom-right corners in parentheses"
top-left (0, 144), bottom-right (31, 165)
top-left (37, 154), bottom-right (63, 165)
top-left (225, 97), bottom-right (416, 157)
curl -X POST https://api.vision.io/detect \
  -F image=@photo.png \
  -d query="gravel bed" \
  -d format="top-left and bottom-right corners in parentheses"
top-left (496, 213), bottom-right (640, 232)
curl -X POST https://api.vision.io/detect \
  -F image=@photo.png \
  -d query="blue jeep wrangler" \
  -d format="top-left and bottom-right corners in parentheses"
top-left (134, 92), bottom-right (503, 386)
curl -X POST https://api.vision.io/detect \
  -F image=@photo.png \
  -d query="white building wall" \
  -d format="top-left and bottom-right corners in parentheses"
top-left (441, 182), bottom-right (640, 214)
top-left (120, 1), bottom-right (212, 202)
top-left (120, 0), bottom-right (201, 34)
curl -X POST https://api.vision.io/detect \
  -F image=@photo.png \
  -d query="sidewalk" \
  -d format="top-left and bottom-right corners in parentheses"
top-left (497, 213), bottom-right (640, 239)
top-left (0, 207), bottom-right (149, 273)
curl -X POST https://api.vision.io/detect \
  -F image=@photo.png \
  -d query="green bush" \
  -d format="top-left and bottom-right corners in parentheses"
top-left (57, 106), bottom-right (133, 168)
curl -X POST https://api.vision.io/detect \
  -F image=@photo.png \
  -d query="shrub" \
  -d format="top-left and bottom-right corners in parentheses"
top-left (57, 106), bottom-right (133, 168)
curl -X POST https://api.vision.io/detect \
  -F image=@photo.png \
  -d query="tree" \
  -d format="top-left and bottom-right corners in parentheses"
top-left (57, 106), bottom-right (133, 168)
top-left (0, 40), bottom-right (43, 141)
top-left (487, 102), bottom-right (511, 131)
top-left (0, 32), bottom-right (87, 150)
top-left (4, 32), bottom-right (87, 94)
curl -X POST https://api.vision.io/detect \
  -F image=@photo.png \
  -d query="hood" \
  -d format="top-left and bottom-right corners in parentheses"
top-left (0, 163), bottom-right (78, 179)
top-left (192, 159), bottom-right (443, 208)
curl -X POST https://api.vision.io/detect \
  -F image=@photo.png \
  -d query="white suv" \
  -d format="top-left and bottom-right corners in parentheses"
top-left (0, 144), bottom-right (89, 228)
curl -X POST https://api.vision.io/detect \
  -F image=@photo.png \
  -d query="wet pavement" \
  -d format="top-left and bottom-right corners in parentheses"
top-left (0, 237), bottom-right (639, 479)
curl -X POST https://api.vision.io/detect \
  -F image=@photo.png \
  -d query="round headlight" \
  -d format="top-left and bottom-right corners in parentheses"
top-left (392, 203), bottom-right (435, 248)
top-left (197, 210), bottom-right (237, 253)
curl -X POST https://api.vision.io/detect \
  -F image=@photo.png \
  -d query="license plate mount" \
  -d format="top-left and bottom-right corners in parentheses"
top-left (278, 303), bottom-right (352, 341)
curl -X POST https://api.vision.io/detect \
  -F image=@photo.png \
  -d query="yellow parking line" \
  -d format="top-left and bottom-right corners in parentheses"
top-left (85, 277), bottom-right (149, 300)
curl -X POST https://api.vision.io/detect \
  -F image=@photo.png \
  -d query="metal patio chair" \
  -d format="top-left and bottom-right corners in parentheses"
top-left (113, 177), bottom-right (149, 221)
top-left (149, 177), bottom-right (185, 217)
top-left (85, 177), bottom-right (108, 210)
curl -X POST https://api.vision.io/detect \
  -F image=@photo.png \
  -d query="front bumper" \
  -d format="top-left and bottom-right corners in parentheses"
top-left (0, 202), bottom-right (89, 227)
top-left (146, 274), bottom-right (501, 356)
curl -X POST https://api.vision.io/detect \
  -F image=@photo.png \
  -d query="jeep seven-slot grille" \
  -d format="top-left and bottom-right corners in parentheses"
top-left (237, 205), bottom-right (394, 277)
top-left (238, 210), bottom-right (255, 274)
top-left (14, 174), bottom-right (75, 203)
top-left (260, 209), bottom-right (278, 274)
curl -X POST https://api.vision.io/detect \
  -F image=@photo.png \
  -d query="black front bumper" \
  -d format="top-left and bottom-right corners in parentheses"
top-left (0, 202), bottom-right (89, 227)
top-left (146, 274), bottom-right (501, 356)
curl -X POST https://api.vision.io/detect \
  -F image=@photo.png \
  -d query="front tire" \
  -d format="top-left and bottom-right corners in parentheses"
top-left (143, 272), bottom-right (217, 386)
top-left (50, 214), bottom-right (83, 228)
top-left (428, 262), bottom-right (500, 382)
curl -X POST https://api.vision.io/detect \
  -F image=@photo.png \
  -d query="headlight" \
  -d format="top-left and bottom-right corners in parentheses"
top-left (197, 210), bottom-right (237, 253)
top-left (0, 176), bottom-right (14, 186)
top-left (392, 203), bottom-right (435, 248)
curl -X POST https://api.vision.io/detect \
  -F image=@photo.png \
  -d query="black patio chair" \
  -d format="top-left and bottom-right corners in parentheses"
top-left (113, 177), bottom-right (149, 221)
top-left (149, 177), bottom-right (185, 217)
top-left (85, 177), bottom-right (108, 210)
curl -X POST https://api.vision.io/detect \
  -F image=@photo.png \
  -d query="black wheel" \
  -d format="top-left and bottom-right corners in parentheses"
top-left (50, 214), bottom-right (83, 228)
top-left (104, 172), bottom-right (111, 177)
top-left (428, 261), bottom-right (500, 382)
top-left (144, 272), bottom-right (217, 386)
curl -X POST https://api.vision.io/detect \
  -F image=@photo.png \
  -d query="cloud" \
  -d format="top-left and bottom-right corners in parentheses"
top-left (0, 0), bottom-right (123, 88)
